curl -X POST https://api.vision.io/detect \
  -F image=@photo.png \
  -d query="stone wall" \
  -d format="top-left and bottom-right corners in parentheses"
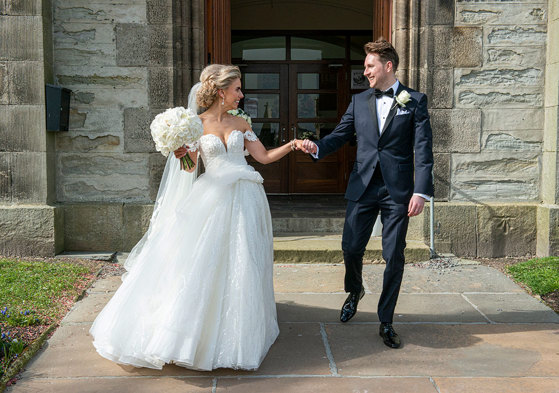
top-left (0, 0), bottom-right (63, 256)
top-left (393, 0), bottom-right (552, 257)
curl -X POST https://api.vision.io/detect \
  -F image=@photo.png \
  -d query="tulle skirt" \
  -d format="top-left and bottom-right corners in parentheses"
top-left (90, 166), bottom-right (279, 371)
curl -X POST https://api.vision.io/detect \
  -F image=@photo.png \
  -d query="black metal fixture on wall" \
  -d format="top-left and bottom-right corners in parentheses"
top-left (45, 84), bottom-right (71, 132)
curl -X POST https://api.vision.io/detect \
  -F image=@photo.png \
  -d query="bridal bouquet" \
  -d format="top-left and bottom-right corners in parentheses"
top-left (150, 107), bottom-right (203, 170)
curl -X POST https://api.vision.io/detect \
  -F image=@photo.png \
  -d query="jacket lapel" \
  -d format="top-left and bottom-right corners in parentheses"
top-left (367, 89), bottom-right (380, 141)
top-left (379, 84), bottom-right (405, 140)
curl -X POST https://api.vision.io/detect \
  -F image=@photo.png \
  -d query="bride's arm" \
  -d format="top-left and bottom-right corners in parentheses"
top-left (173, 146), bottom-right (198, 173)
top-left (245, 137), bottom-right (300, 165)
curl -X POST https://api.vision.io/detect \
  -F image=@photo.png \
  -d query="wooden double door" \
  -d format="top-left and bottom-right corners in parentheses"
top-left (241, 63), bottom-right (354, 194)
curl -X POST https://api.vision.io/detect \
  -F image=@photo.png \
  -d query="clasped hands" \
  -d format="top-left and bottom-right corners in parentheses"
top-left (295, 139), bottom-right (318, 154)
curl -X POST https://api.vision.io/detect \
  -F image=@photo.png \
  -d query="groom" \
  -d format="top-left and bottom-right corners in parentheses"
top-left (301, 40), bottom-right (433, 348)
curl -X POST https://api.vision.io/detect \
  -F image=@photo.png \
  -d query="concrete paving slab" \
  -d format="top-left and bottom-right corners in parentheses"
top-left (216, 376), bottom-right (438, 392)
top-left (62, 292), bottom-right (114, 323)
top-left (275, 293), bottom-right (487, 323)
top-left (20, 322), bottom-right (330, 379)
top-left (325, 324), bottom-right (559, 377)
top-left (433, 377), bottom-right (559, 393)
top-left (6, 377), bottom-right (213, 393)
top-left (364, 265), bottom-right (525, 294)
top-left (274, 264), bottom-right (345, 293)
top-left (464, 293), bottom-right (559, 323)
top-left (57, 251), bottom-right (116, 261)
top-left (87, 275), bottom-right (123, 293)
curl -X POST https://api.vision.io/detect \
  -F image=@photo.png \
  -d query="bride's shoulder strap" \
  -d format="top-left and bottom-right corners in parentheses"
top-left (243, 130), bottom-right (258, 142)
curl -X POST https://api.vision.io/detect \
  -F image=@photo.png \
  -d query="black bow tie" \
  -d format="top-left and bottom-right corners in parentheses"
top-left (374, 88), bottom-right (394, 98)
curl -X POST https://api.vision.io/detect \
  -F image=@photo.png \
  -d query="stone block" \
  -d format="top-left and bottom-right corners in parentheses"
top-left (53, 2), bottom-right (146, 24)
top-left (536, 204), bottom-right (559, 256)
top-left (543, 106), bottom-right (558, 152)
top-left (55, 66), bottom-right (147, 90)
top-left (548, 19), bottom-right (559, 64)
top-left (54, 46), bottom-right (116, 67)
top-left (11, 152), bottom-right (48, 203)
top-left (0, 15), bottom-right (43, 61)
top-left (484, 46), bottom-right (545, 68)
top-left (8, 61), bottom-right (45, 104)
top-left (55, 133), bottom-right (121, 152)
top-left (407, 211), bottom-right (426, 242)
top-left (1, 0), bottom-right (42, 15)
top-left (544, 61), bottom-right (559, 107)
top-left (54, 22), bottom-right (114, 46)
top-left (148, 67), bottom-right (173, 107)
top-left (148, 152), bottom-right (166, 200)
top-left (432, 26), bottom-right (453, 68)
top-left (0, 105), bottom-right (46, 152)
top-left (456, 67), bottom-right (543, 88)
top-left (430, 109), bottom-right (481, 153)
top-left (124, 108), bottom-right (157, 153)
top-left (147, 0), bottom-right (172, 24)
top-left (476, 204), bottom-right (537, 258)
top-left (0, 63), bottom-right (7, 103)
top-left (541, 151), bottom-right (558, 204)
top-left (451, 27), bottom-right (483, 68)
top-left (66, 107), bottom-right (124, 134)
top-left (115, 23), bottom-right (149, 66)
top-left (0, 205), bottom-right (63, 257)
top-left (0, 153), bottom-right (10, 201)
top-left (424, 202), bottom-right (477, 257)
top-left (485, 25), bottom-right (546, 46)
top-left (431, 68), bottom-right (453, 109)
top-left (116, 24), bottom-right (172, 67)
top-left (483, 108), bottom-right (544, 131)
top-left (123, 203), bottom-right (153, 251)
top-left (482, 131), bottom-right (542, 152)
top-left (421, 0), bottom-right (454, 26)
top-left (451, 151), bottom-right (540, 201)
top-left (434, 153), bottom-right (450, 201)
top-left (456, 3), bottom-right (548, 26)
top-left (70, 87), bottom-right (148, 108)
top-left (457, 88), bottom-right (543, 108)
top-left (57, 153), bottom-right (150, 202)
top-left (63, 203), bottom-right (124, 251)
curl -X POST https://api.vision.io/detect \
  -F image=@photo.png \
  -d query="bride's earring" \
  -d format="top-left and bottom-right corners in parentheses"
top-left (221, 95), bottom-right (225, 105)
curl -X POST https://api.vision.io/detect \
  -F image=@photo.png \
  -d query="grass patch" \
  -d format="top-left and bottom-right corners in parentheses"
top-left (0, 257), bottom-right (99, 383)
top-left (507, 256), bottom-right (559, 296)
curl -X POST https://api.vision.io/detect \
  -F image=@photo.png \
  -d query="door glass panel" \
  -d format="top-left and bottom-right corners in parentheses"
top-left (252, 122), bottom-right (280, 147)
top-left (297, 122), bottom-right (338, 140)
top-left (350, 65), bottom-right (369, 90)
top-left (291, 36), bottom-right (345, 60)
top-left (350, 35), bottom-right (372, 60)
top-left (243, 73), bottom-right (280, 90)
top-left (297, 93), bottom-right (337, 118)
top-left (243, 94), bottom-right (279, 118)
top-left (298, 73), bottom-right (337, 90)
top-left (232, 36), bottom-right (286, 60)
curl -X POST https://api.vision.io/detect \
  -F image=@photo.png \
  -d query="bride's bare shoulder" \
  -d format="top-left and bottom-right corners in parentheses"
top-left (229, 115), bottom-right (251, 132)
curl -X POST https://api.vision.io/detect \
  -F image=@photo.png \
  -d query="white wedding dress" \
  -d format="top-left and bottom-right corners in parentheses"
top-left (90, 129), bottom-right (279, 371)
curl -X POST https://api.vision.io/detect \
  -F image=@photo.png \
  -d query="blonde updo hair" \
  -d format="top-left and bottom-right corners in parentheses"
top-left (196, 64), bottom-right (242, 108)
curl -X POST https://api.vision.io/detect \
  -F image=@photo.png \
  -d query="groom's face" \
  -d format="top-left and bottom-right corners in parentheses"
top-left (364, 53), bottom-right (393, 90)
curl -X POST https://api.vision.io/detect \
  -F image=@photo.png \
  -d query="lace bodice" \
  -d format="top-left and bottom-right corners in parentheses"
top-left (197, 130), bottom-right (258, 171)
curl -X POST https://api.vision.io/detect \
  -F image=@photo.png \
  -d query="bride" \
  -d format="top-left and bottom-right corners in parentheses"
top-left (90, 64), bottom-right (302, 371)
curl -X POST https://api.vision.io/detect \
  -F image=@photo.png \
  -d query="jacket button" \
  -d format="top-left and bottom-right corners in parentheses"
top-left (378, 147), bottom-right (383, 152)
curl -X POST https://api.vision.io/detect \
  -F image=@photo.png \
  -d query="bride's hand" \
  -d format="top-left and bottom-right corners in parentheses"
top-left (174, 146), bottom-right (187, 158)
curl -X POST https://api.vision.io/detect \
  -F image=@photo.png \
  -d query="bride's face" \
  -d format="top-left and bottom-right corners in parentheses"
top-left (221, 78), bottom-right (244, 110)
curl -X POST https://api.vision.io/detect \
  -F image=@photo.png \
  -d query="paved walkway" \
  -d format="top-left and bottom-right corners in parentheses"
top-left (7, 257), bottom-right (559, 393)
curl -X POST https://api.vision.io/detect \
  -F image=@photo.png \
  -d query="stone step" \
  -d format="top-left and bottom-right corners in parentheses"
top-left (273, 234), bottom-right (430, 263)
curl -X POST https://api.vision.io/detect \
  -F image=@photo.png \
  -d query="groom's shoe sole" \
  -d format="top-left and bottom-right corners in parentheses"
top-left (340, 287), bottom-right (365, 323)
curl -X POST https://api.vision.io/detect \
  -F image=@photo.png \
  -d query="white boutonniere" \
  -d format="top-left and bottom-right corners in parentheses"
top-left (391, 90), bottom-right (411, 110)
top-left (227, 108), bottom-right (252, 125)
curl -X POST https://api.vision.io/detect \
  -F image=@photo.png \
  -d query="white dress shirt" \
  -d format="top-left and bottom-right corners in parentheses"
top-left (311, 80), bottom-right (430, 201)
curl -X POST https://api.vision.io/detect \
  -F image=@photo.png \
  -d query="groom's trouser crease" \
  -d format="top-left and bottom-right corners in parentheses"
top-left (342, 168), bottom-right (409, 323)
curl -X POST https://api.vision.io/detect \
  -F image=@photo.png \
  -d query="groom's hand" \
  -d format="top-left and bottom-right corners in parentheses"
top-left (301, 139), bottom-right (317, 154)
top-left (408, 195), bottom-right (425, 217)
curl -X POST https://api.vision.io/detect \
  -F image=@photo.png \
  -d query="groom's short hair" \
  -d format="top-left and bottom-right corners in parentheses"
top-left (364, 40), bottom-right (399, 71)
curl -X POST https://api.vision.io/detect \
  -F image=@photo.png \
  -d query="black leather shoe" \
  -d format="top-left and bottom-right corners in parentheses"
top-left (340, 286), bottom-right (365, 322)
top-left (379, 322), bottom-right (401, 348)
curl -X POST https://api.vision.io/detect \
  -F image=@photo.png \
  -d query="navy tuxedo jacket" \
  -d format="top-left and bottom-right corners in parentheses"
top-left (315, 84), bottom-right (434, 204)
